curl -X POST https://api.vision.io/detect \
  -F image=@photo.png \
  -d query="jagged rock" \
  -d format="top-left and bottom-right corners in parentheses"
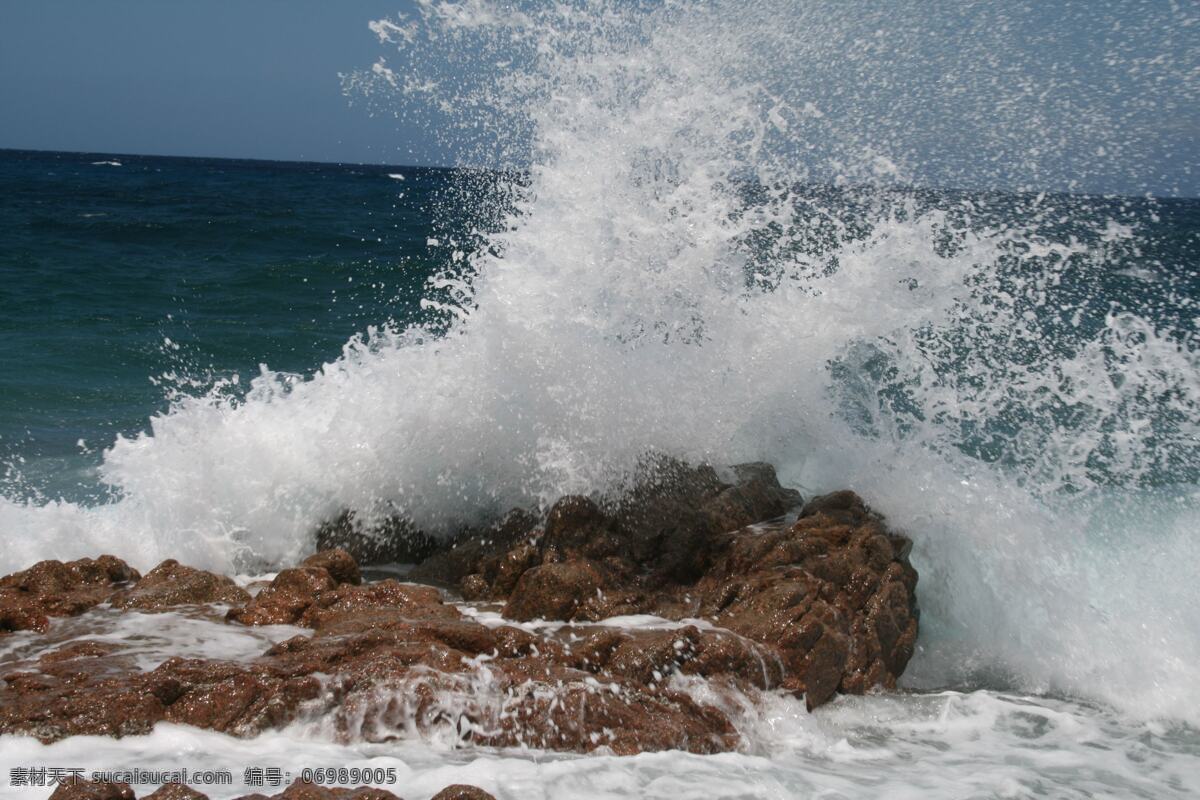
top-left (315, 511), bottom-right (437, 566)
top-left (228, 564), bottom-right (459, 628)
top-left (408, 509), bottom-right (539, 589)
top-left (141, 786), bottom-right (209, 800)
top-left (302, 548), bottom-right (362, 585)
top-left (227, 567), bottom-right (339, 625)
top-left (0, 556), bottom-right (140, 633)
top-left (437, 472), bottom-right (915, 709)
top-left (502, 560), bottom-right (605, 621)
top-left (430, 787), bottom-right (496, 800)
top-left (48, 781), bottom-right (135, 800)
top-left (2, 460), bottom-right (918, 755)
top-left (252, 783), bottom-right (401, 800)
top-left (441, 458), bottom-right (800, 594)
top-left (109, 560), bottom-right (250, 610)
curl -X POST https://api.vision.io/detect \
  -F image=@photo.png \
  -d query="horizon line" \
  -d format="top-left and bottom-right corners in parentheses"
top-left (2, 146), bottom-right (1193, 201)
top-left (0, 145), bottom-right (465, 172)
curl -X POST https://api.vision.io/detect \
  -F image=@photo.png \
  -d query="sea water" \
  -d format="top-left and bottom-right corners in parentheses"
top-left (2, 1), bottom-right (1199, 797)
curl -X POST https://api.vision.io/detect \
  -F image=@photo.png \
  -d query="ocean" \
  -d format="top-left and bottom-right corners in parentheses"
top-left (2, 0), bottom-right (1200, 797)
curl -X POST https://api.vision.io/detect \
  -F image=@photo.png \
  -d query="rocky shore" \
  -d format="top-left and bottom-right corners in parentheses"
top-left (1, 460), bottom-right (918, 797)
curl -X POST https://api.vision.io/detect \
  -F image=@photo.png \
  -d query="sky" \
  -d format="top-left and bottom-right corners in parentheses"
top-left (0, 1), bottom-right (1195, 194)
top-left (0, 1), bottom-right (438, 165)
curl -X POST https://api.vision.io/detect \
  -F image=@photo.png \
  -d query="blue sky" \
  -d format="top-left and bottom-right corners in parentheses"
top-left (0, 1), bottom-right (1195, 194)
top-left (0, 1), bottom-right (435, 165)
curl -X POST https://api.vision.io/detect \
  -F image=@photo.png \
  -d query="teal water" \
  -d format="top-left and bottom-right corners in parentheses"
top-left (0, 149), bottom-right (499, 500)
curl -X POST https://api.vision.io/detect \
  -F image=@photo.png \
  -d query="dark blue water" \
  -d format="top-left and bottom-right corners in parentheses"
top-left (0, 149), bottom-right (500, 499)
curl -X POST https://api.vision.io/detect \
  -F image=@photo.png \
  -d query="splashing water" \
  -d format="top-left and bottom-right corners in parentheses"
top-left (2, 0), bottom-right (1199, 746)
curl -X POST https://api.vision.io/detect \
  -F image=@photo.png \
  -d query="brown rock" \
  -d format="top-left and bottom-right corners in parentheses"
top-left (1, 462), bottom-right (917, 757)
top-left (0, 556), bottom-right (139, 633)
top-left (142, 785), bottom-right (210, 800)
top-left (300, 580), bottom-right (461, 629)
top-left (110, 560), bottom-right (250, 610)
top-left (468, 478), bottom-right (916, 710)
top-left (315, 509), bottom-right (437, 566)
top-left (458, 574), bottom-right (489, 601)
top-left (48, 780), bottom-right (135, 800)
top-left (301, 548), bottom-right (362, 585)
top-left (227, 567), bottom-right (337, 626)
top-left (272, 784), bottom-right (401, 800)
top-left (502, 560), bottom-right (604, 621)
top-left (430, 785), bottom-right (496, 800)
top-left (224, 781), bottom-right (403, 800)
top-left (408, 509), bottom-right (539, 588)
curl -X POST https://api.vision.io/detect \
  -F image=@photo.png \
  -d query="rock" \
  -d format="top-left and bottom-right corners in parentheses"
top-left (458, 574), bottom-right (489, 601)
top-left (692, 491), bottom-right (919, 708)
top-left (227, 567), bottom-right (338, 626)
top-left (430, 474), bottom-right (916, 710)
top-left (299, 580), bottom-right (461, 629)
top-left (267, 784), bottom-right (402, 800)
top-left (48, 781), bottom-right (135, 800)
top-left (302, 548), bottom-right (362, 585)
top-left (109, 560), bottom-right (250, 610)
top-left (227, 563), bottom-right (461, 629)
top-left (0, 556), bottom-right (140, 634)
top-left (142, 785), bottom-right (209, 800)
top-left (502, 560), bottom-right (605, 621)
top-left (3, 580), bottom-right (736, 756)
top-left (428, 457), bottom-right (801, 600)
top-left (408, 509), bottom-right (539, 589)
top-left (130, 783), bottom-right (406, 800)
top-left (1, 460), bottom-right (918, 756)
top-left (430, 787), bottom-right (495, 800)
top-left (316, 510), bottom-right (437, 566)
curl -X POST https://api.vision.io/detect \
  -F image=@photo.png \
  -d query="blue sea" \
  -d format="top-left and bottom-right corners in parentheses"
top-left (2, 0), bottom-right (1199, 796)
top-left (0, 149), bottom-right (502, 502)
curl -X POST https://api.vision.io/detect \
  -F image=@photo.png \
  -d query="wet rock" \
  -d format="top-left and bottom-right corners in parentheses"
top-left (692, 491), bottom-right (919, 708)
top-left (316, 510), bottom-right (437, 566)
top-left (265, 784), bottom-right (402, 800)
top-left (3, 584), bottom-right (737, 756)
top-left (502, 560), bottom-right (605, 621)
top-left (0, 556), bottom-right (140, 634)
top-left (302, 548), bottom-right (362, 586)
top-left (428, 457), bottom-right (801, 599)
top-left (141, 785), bottom-right (209, 800)
top-left (3, 461), bottom-right (917, 755)
top-left (333, 657), bottom-right (738, 755)
top-left (430, 787), bottom-right (495, 800)
top-left (227, 556), bottom-right (460, 629)
top-left (458, 574), bottom-right (489, 601)
top-left (299, 580), bottom-right (461, 629)
top-left (48, 780), bottom-right (135, 800)
top-left (227, 567), bottom-right (338, 625)
top-left (157, 657), bottom-right (323, 734)
top-left (441, 475), bottom-right (916, 710)
top-left (408, 509), bottom-right (539, 589)
top-left (109, 560), bottom-right (250, 611)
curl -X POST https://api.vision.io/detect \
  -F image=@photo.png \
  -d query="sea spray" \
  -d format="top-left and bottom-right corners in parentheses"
top-left (1, 0), bottom-right (1197, 733)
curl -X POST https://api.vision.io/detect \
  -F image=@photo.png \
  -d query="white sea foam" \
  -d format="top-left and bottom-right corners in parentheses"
top-left (1, 609), bottom-right (1197, 797)
top-left (1, 690), bottom-right (1197, 799)
top-left (0, 608), bottom-right (305, 672)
